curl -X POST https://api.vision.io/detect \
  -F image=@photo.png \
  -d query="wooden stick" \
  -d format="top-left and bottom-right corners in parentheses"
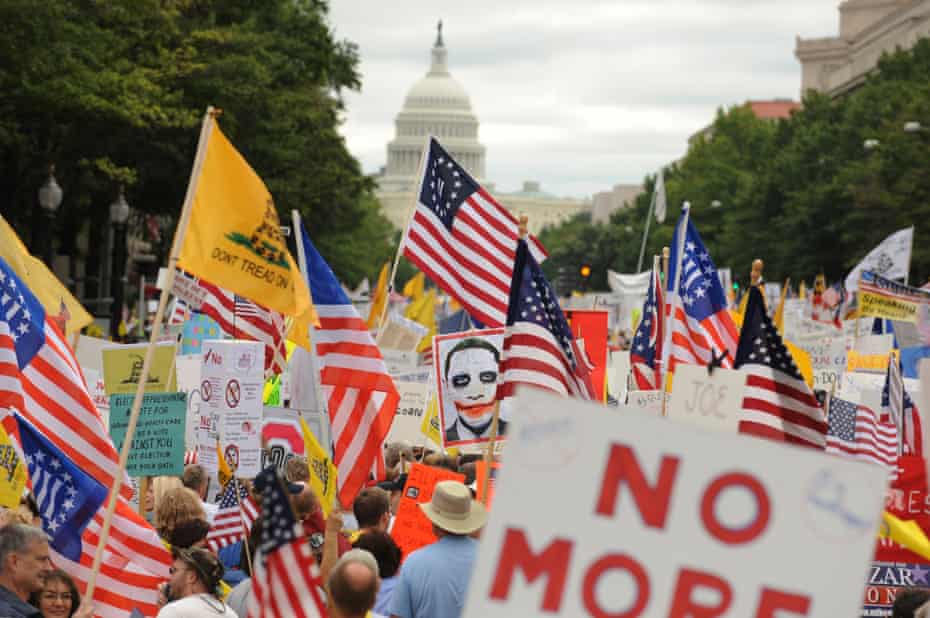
top-left (84, 107), bottom-right (217, 601)
top-left (70, 330), bottom-right (81, 355)
top-left (480, 401), bottom-right (501, 506)
top-left (376, 136), bottom-right (433, 342)
top-left (234, 477), bottom-right (254, 576)
top-left (137, 476), bottom-right (151, 518)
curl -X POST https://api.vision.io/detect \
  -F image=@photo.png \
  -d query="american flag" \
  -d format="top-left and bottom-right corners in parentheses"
top-left (192, 275), bottom-right (288, 377)
top-left (206, 480), bottom-right (259, 552)
top-left (630, 259), bottom-right (664, 390)
top-left (400, 137), bottom-right (547, 328)
top-left (826, 396), bottom-right (898, 476)
top-left (295, 213), bottom-right (399, 507)
top-left (663, 205), bottom-right (739, 374)
top-left (248, 466), bottom-right (327, 618)
top-left (883, 356), bottom-right (921, 456)
top-left (167, 297), bottom-right (190, 325)
top-left (0, 256), bottom-right (132, 498)
top-left (498, 239), bottom-right (596, 400)
top-left (734, 286), bottom-right (828, 450)
top-left (0, 258), bottom-right (171, 617)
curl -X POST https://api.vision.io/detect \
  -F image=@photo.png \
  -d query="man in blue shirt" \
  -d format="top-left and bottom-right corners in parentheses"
top-left (389, 480), bottom-right (487, 618)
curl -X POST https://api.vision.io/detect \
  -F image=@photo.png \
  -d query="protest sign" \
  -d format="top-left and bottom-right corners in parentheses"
top-left (902, 346), bottom-right (930, 379)
top-left (863, 562), bottom-right (929, 616)
top-left (199, 340), bottom-right (264, 477)
top-left (856, 334), bottom-right (895, 356)
top-left (565, 309), bottom-right (609, 401)
top-left (920, 359), bottom-right (930, 490)
top-left (848, 350), bottom-right (898, 374)
top-left (797, 334), bottom-right (846, 391)
top-left (180, 313), bottom-right (222, 355)
top-left (860, 271), bottom-right (930, 323)
top-left (876, 456), bottom-right (930, 567)
top-left (667, 364), bottom-right (744, 433)
top-left (475, 461), bottom-right (501, 508)
top-left (622, 390), bottom-right (665, 416)
top-left (433, 328), bottom-right (506, 448)
top-left (262, 406), bottom-right (304, 471)
top-left (387, 381), bottom-right (431, 445)
top-left (391, 463), bottom-right (464, 559)
top-left (174, 354), bottom-right (201, 449)
top-left (464, 388), bottom-right (886, 617)
top-left (74, 334), bottom-right (110, 374)
top-left (840, 372), bottom-right (921, 404)
top-left (109, 392), bottom-right (186, 477)
top-left (102, 341), bottom-right (177, 395)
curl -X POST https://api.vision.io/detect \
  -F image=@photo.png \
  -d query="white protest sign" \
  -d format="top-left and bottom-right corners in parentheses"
top-left (199, 340), bottom-right (264, 477)
top-left (668, 364), bottom-right (744, 433)
top-left (464, 388), bottom-right (887, 618)
top-left (856, 334), bottom-right (894, 356)
top-left (74, 335), bottom-right (111, 373)
top-left (387, 381), bottom-right (431, 444)
top-left (175, 354), bottom-right (202, 449)
top-left (920, 359), bottom-right (930, 485)
top-left (621, 390), bottom-right (664, 416)
top-left (796, 335), bottom-right (847, 392)
top-left (839, 372), bottom-right (921, 403)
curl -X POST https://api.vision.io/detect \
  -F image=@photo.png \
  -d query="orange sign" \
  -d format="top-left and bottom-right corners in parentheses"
top-left (475, 461), bottom-right (502, 508)
top-left (391, 463), bottom-right (464, 559)
top-left (565, 309), bottom-right (609, 401)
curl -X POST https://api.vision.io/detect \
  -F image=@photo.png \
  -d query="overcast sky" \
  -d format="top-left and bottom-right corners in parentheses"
top-left (328, 0), bottom-right (839, 198)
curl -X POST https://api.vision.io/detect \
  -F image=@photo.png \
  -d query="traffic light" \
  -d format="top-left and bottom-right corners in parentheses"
top-left (579, 263), bottom-right (592, 292)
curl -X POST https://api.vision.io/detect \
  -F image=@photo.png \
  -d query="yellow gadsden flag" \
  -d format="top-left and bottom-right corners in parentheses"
top-left (300, 415), bottom-right (338, 515)
top-left (880, 511), bottom-right (930, 561)
top-left (402, 272), bottom-right (425, 300)
top-left (0, 422), bottom-right (27, 509)
top-left (405, 288), bottom-right (436, 353)
top-left (366, 263), bottom-right (389, 330)
top-left (177, 124), bottom-right (316, 345)
top-left (0, 215), bottom-right (93, 337)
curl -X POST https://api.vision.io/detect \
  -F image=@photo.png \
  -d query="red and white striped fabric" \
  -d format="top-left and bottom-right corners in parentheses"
top-left (662, 206), bottom-right (738, 375)
top-left (249, 466), bottom-right (327, 618)
top-left (167, 297), bottom-right (190, 325)
top-left (0, 319), bottom-right (169, 618)
top-left (826, 396), bottom-right (898, 477)
top-left (296, 217), bottom-right (399, 507)
top-left (184, 449), bottom-right (198, 465)
top-left (195, 278), bottom-right (287, 376)
top-left (735, 288), bottom-right (828, 450)
top-left (401, 137), bottom-right (546, 328)
top-left (206, 481), bottom-right (259, 552)
top-left (498, 240), bottom-right (596, 400)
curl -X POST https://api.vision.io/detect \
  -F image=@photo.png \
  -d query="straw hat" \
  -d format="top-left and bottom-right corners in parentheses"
top-left (419, 480), bottom-right (487, 535)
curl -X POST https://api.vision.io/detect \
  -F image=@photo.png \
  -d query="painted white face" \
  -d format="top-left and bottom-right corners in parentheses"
top-left (446, 347), bottom-right (498, 426)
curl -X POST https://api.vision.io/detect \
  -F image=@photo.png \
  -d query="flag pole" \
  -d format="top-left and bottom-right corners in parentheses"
top-left (234, 477), bottom-right (254, 576)
top-left (84, 107), bottom-right (218, 601)
top-left (661, 204), bottom-right (689, 392)
top-left (291, 210), bottom-right (332, 458)
top-left (636, 185), bottom-right (657, 274)
top-left (376, 136), bottom-right (433, 342)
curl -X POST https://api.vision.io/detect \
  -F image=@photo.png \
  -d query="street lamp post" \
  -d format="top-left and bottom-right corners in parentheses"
top-left (37, 164), bottom-right (63, 267)
top-left (109, 186), bottom-right (130, 340)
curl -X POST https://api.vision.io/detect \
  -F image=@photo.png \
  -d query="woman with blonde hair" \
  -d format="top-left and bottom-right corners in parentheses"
top-left (155, 487), bottom-right (209, 548)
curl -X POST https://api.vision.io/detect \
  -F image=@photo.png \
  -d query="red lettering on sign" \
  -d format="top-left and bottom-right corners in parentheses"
top-left (595, 444), bottom-right (680, 529)
top-left (700, 472), bottom-right (770, 545)
top-left (581, 554), bottom-right (650, 618)
top-left (489, 528), bottom-right (573, 612)
top-left (668, 568), bottom-right (732, 617)
top-left (755, 588), bottom-right (811, 617)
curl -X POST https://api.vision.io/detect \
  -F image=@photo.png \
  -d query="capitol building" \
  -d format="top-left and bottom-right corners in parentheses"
top-left (374, 25), bottom-right (610, 235)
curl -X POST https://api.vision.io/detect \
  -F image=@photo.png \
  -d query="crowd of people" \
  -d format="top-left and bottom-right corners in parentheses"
top-left (0, 441), bottom-right (496, 617)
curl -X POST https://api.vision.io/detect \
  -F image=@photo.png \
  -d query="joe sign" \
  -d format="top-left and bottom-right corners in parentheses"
top-left (464, 388), bottom-right (886, 617)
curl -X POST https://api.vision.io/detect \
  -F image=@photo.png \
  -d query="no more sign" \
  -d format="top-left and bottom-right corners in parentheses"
top-left (464, 388), bottom-right (887, 617)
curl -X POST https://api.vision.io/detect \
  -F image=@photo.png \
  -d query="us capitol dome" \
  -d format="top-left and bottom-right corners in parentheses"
top-left (375, 23), bottom-right (594, 235)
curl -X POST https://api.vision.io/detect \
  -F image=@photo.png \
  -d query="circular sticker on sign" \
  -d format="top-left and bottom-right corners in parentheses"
top-left (224, 444), bottom-right (240, 471)
top-left (200, 380), bottom-right (212, 402)
top-left (225, 379), bottom-right (241, 408)
top-left (801, 467), bottom-right (876, 544)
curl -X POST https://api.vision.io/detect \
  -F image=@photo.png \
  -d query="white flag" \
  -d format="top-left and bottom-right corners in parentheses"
top-left (654, 168), bottom-right (667, 224)
top-left (607, 269), bottom-right (652, 295)
top-left (845, 226), bottom-right (914, 292)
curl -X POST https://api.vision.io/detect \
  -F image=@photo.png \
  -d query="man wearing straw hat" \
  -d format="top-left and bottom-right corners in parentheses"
top-left (389, 480), bottom-right (486, 618)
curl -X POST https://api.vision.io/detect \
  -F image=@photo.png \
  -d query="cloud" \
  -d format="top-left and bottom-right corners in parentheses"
top-left (329, 0), bottom-right (838, 196)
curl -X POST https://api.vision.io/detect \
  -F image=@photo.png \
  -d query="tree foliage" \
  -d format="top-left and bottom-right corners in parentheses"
top-left (0, 0), bottom-right (393, 286)
top-left (540, 39), bottom-right (930, 289)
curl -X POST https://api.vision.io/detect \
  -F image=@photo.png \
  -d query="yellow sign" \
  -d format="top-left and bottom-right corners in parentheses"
top-left (847, 350), bottom-right (899, 373)
top-left (300, 415), bottom-right (338, 515)
top-left (177, 124), bottom-right (316, 341)
top-left (0, 422), bottom-right (26, 509)
top-left (420, 395), bottom-right (443, 446)
top-left (101, 342), bottom-right (177, 396)
top-left (860, 290), bottom-right (920, 322)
